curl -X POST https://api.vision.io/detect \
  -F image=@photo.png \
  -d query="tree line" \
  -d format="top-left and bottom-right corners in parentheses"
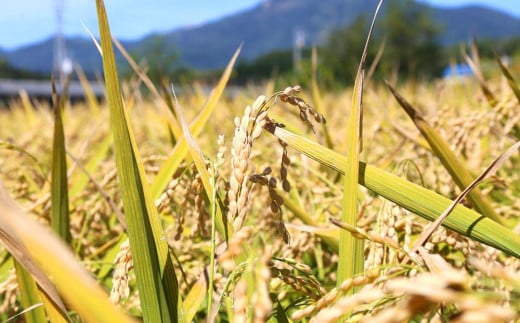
top-left (3, 0), bottom-right (520, 87)
top-left (233, 0), bottom-right (520, 88)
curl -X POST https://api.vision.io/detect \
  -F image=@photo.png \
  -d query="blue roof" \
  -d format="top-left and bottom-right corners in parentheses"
top-left (442, 63), bottom-right (473, 78)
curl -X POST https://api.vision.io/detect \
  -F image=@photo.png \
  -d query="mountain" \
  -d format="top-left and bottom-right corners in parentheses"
top-left (4, 0), bottom-right (520, 74)
top-left (3, 36), bottom-right (105, 76)
top-left (164, 0), bottom-right (370, 69)
top-left (433, 5), bottom-right (520, 44)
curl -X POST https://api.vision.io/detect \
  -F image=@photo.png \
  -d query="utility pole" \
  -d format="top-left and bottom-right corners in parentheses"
top-left (293, 28), bottom-right (305, 73)
top-left (53, 0), bottom-right (72, 87)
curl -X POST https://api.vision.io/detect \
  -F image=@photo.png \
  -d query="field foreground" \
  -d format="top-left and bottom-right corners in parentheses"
top-left (0, 69), bottom-right (519, 322)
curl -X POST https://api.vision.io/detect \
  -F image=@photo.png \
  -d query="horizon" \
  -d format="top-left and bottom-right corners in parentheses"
top-left (1, 0), bottom-right (519, 51)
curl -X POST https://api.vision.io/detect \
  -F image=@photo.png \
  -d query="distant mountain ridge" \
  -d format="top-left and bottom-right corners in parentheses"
top-left (432, 5), bottom-right (520, 44)
top-left (3, 0), bottom-right (520, 75)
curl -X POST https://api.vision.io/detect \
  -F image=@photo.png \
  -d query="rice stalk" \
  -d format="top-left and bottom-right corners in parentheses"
top-left (169, 89), bottom-right (227, 237)
top-left (13, 261), bottom-right (46, 323)
top-left (463, 42), bottom-right (497, 107)
top-left (0, 182), bottom-right (132, 322)
top-left (337, 0), bottom-right (383, 294)
top-left (310, 46), bottom-right (334, 150)
top-left (150, 47), bottom-right (241, 202)
top-left (95, 1), bottom-right (181, 321)
top-left (409, 141), bottom-right (520, 257)
top-left (265, 125), bottom-right (520, 258)
top-left (50, 79), bottom-right (71, 243)
top-left (495, 53), bottom-right (520, 139)
top-left (386, 82), bottom-right (507, 226)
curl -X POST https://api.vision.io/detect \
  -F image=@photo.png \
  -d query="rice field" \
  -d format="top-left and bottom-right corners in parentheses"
top-left (0, 1), bottom-right (519, 322)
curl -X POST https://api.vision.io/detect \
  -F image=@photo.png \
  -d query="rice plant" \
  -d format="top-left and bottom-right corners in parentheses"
top-left (0, 1), bottom-right (519, 322)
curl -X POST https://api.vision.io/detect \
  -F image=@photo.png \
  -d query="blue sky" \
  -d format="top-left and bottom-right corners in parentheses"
top-left (1, 0), bottom-right (519, 50)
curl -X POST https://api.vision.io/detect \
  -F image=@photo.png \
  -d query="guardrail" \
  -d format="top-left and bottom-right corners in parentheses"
top-left (0, 79), bottom-right (105, 102)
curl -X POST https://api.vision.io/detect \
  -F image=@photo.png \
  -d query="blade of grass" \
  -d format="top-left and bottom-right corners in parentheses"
top-left (66, 151), bottom-right (127, 232)
top-left (273, 299), bottom-right (290, 323)
top-left (264, 125), bottom-right (520, 259)
top-left (0, 187), bottom-right (68, 320)
top-left (0, 233), bottom-right (68, 321)
top-left (496, 53), bottom-right (520, 102)
top-left (206, 164), bottom-right (218, 317)
top-left (68, 134), bottom-right (112, 198)
top-left (75, 64), bottom-right (102, 116)
top-left (169, 88), bottom-right (226, 237)
top-left (410, 141), bottom-right (520, 254)
top-left (366, 37), bottom-right (385, 83)
top-left (495, 53), bottom-right (520, 139)
top-left (310, 46), bottom-right (334, 150)
top-left (15, 263), bottom-right (70, 322)
top-left (183, 273), bottom-right (207, 322)
top-left (151, 47), bottom-right (241, 201)
top-left (386, 82), bottom-right (507, 226)
top-left (5, 305), bottom-right (46, 323)
top-left (0, 182), bottom-right (133, 322)
top-left (337, 0), bottom-right (383, 293)
top-left (50, 79), bottom-right (71, 243)
top-left (0, 141), bottom-right (48, 182)
top-left (95, 1), bottom-right (181, 321)
top-left (282, 187), bottom-right (338, 251)
top-left (14, 261), bottom-right (47, 323)
top-left (19, 90), bottom-right (36, 125)
top-left (112, 36), bottom-right (162, 99)
top-left (463, 45), bottom-right (497, 107)
top-left (285, 223), bottom-right (339, 241)
top-left (329, 218), bottom-right (400, 251)
top-left (37, 291), bottom-right (70, 323)
top-left (111, 37), bottom-right (182, 141)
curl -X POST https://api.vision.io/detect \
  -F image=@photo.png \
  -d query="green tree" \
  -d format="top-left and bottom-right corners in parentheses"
top-left (319, 0), bottom-right (445, 86)
top-left (320, 15), bottom-right (374, 87)
top-left (127, 34), bottom-right (181, 83)
top-left (0, 59), bottom-right (46, 79)
top-left (235, 49), bottom-right (294, 83)
top-left (378, 0), bottom-right (445, 79)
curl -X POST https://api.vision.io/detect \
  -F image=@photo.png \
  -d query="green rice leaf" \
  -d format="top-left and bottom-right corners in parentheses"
top-left (14, 260), bottom-right (47, 323)
top-left (386, 82), bottom-right (507, 226)
top-left (495, 54), bottom-right (520, 139)
top-left (39, 290), bottom-right (70, 323)
top-left (310, 46), bottom-right (334, 150)
top-left (183, 272), bottom-right (207, 322)
top-left (337, 0), bottom-right (383, 291)
top-left (170, 92), bottom-right (227, 237)
top-left (0, 182), bottom-right (133, 322)
top-left (151, 47), bottom-right (241, 201)
top-left (75, 65), bottom-right (101, 116)
top-left (69, 134), bottom-right (112, 198)
top-left (111, 37), bottom-right (182, 142)
top-left (463, 44), bottom-right (497, 107)
top-left (266, 126), bottom-right (520, 259)
top-left (496, 54), bottom-right (520, 102)
top-left (19, 90), bottom-right (36, 125)
top-left (410, 141), bottom-right (520, 254)
top-left (273, 299), bottom-right (290, 323)
top-left (282, 188), bottom-right (338, 251)
top-left (95, 1), bottom-right (181, 321)
top-left (0, 141), bottom-right (47, 183)
top-left (0, 187), bottom-right (69, 321)
top-left (50, 81), bottom-right (71, 243)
